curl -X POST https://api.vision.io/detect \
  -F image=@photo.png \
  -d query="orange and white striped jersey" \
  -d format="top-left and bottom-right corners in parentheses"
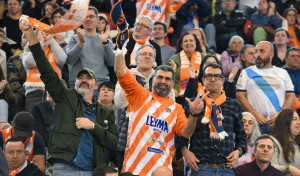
top-left (136, 0), bottom-right (171, 22)
top-left (118, 70), bottom-right (188, 176)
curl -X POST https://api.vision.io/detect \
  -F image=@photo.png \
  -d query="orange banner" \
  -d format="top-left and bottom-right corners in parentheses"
top-left (20, 0), bottom-right (90, 34)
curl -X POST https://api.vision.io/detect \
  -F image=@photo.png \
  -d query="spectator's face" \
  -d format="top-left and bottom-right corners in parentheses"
top-left (98, 85), bottom-right (114, 107)
top-left (75, 73), bottom-right (98, 97)
top-left (180, 34), bottom-right (196, 55)
top-left (289, 112), bottom-right (300, 139)
top-left (21, 34), bottom-right (28, 48)
top-left (136, 45), bottom-right (155, 70)
top-left (45, 5), bottom-right (54, 19)
top-left (243, 115), bottom-right (254, 138)
top-left (153, 24), bottom-right (166, 40)
top-left (255, 42), bottom-right (273, 68)
top-left (134, 18), bottom-right (152, 40)
top-left (38, 30), bottom-right (51, 47)
top-left (97, 19), bottom-right (107, 33)
top-left (286, 10), bottom-right (297, 26)
top-left (255, 138), bottom-right (274, 163)
top-left (229, 38), bottom-right (243, 54)
top-left (4, 141), bottom-right (26, 170)
top-left (0, 32), bottom-right (5, 48)
top-left (53, 12), bottom-right (63, 24)
top-left (286, 50), bottom-right (300, 69)
top-left (152, 70), bottom-right (174, 97)
top-left (241, 47), bottom-right (256, 67)
top-left (274, 30), bottom-right (289, 45)
top-left (191, 29), bottom-right (203, 44)
top-left (221, 0), bottom-right (236, 13)
top-left (83, 9), bottom-right (99, 31)
top-left (202, 67), bottom-right (224, 93)
top-left (8, 0), bottom-right (20, 15)
top-left (259, 0), bottom-right (268, 12)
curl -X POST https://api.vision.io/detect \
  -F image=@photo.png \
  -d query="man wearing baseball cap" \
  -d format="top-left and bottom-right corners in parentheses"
top-left (20, 21), bottom-right (118, 175)
top-left (0, 112), bottom-right (46, 173)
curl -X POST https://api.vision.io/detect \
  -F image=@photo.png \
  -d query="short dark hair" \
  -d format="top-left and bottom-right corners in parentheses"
top-left (203, 63), bottom-right (224, 77)
top-left (89, 6), bottom-right (99, 16)
top-left (254, 134), bottom-right (275, 151)
top-left (154, 21), bottom-right (168, 33)
top-left (240, 44), bottom-right (255, 56)
top-left (285, 47), bottom-right (300, 59)
top-left (274, 28), bottom-right (290, 39)
top-left (4, 138), bottom-right (25, 150)
top-left (52, 7), bottom-right (66, 20)
top-left (153, 65), bottom-right (175, 82)
top-left (93, 165), bottom-right (118, 176)
top-left (99, 81), bottom-right (115, 92)
top-left (176, 32), bottom-right (202, 53)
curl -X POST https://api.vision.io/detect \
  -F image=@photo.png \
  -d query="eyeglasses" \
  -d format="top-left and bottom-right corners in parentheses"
top-left (139, 52), bottom-right (154, 58)
top-left (286, 14), bottom-right (297, 17)
top-left (204, 74), bottom-right (223, 80)
top-left (0, 34), bottom-right (5, 39)
top-left (86, 15), bottom-right (96, 19)
top-left (135, 23), bottom-right (150, 29)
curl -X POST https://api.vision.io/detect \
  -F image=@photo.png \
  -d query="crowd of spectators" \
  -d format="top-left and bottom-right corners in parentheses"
top-left (0, 0), bottom-right (300, 175)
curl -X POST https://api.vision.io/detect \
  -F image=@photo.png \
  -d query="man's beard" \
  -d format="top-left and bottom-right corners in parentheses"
top-left (256, 57), bottom-right (270, 68)
top-left (75, 83), bottom-right (94, 97)
top-left (153, 83), bottom-right (171, 97)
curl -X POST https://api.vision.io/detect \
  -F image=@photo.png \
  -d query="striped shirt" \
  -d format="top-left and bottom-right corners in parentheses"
top-left (118, 70), bottom-right (188, 176)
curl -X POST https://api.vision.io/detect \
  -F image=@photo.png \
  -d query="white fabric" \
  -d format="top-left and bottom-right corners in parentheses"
top-left (236, 66), bottom-right (294, 120)
top-left (0, 100), bottom-right (8, 122)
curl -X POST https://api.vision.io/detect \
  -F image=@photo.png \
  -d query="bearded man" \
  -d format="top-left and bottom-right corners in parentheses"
top-left (20, 21), bottom-right (118, 176)
top-left (237, 41), bottom-right (295, 134)
top-left (114, 45), bottom-right (207, 176)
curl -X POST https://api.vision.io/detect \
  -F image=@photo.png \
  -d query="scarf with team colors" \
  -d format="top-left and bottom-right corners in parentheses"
top-left (179, 50), bottom-right (201, 95)
top-left (201, 88), bottom-right (228, 140)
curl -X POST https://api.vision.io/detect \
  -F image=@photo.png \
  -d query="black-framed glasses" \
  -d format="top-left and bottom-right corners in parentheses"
top-left (204, 74), bottom-right (223, 81)
top-left (135, 23), bottom-right (150, 29)
top-left (139, 52), bottom-right (154, 58)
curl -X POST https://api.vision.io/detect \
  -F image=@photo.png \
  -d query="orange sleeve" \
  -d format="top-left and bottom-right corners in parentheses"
top-left (293, 96), bottom-right (300, 110)
top-left (174, 104), bottom-right (188, 136)
top-left (117, 70), bottom-right (150, 111)
top-left (166, 0), bottom-right (171, 13)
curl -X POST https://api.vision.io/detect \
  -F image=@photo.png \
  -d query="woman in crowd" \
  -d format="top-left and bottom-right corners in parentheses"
top-left (191, 27), bottom-right (208, 54)
top-left (236, 112), bottom-right (261, 167)
top-left (272, 28), bottom-right (290, 67)
top-left (184, 54), bottom-right (238, 100)
top-left (250, 0), bottom-right (281, 44)
top-left (167, 32), bottom-right (204, 105)
top-left (41, 2), bottom-right (59, 25)
top-left (284, 8), bottom-right (300, 49)
top-left (221, 35), bottom-right (243, 77)
top-left (270, 109), bottom-right (300, 176)
top-left (22, 29), bottom-right (66, 113)
top-left (97, 14), bottom-right (109, 34)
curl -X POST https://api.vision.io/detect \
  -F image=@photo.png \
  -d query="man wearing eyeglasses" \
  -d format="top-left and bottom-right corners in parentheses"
top-left (176, 63), bottom-right (247, 176)
top-left (123, 15), bottom-right (162, 69)
top-left (66, 6), bottom-right (115, 98)
top-left (237, 41), bottom-right (295, 134)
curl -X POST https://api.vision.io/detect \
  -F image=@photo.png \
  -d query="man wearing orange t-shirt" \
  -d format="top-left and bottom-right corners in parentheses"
top-left (114, 45), bottom-right (208, 176)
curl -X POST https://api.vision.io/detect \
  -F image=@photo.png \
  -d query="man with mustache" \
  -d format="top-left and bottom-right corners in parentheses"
top-left (237, 41), bottom-right (295, 134)
top-left (20, 22), bottom-right (118, 175)
top-left (114, 45), bottom-right (206, 176)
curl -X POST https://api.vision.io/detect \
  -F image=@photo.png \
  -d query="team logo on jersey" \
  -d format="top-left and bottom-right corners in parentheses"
top-left (165, 108), bottom-right (172, 114)
top-left (146, 147), bottom-right (165, 155)
top-left (146, 115), bottom-right (169, 133)
top-left (147, 4), bottom-right (162, 13)
top-left (147, 137), bottom-right (166, 146)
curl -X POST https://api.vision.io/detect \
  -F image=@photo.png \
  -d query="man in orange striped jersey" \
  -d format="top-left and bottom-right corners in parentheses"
top-left (114, 45), bottom-right (208, 175)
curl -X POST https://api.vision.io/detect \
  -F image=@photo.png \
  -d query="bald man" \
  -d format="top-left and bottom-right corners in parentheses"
top-left (151, 166), bottom-right (172, 176)
top-left (236, 41), bottom-right (295, 134)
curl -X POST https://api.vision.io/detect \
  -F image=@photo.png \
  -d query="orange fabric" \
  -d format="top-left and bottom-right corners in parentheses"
top-left (1, 127), bottom-right (36, 162)
top-left (170, 1), bottom-right (184, 14)
top-left (179, 50), bottom-right (202, 95)
top-left (136, 0), bottom-right (171, 22)
top-left (25, 47), bottom-right (61, 84)
top-left (287, 25), bottom-right (300, 49)
top-left (293, 96), bottom-right (300, 110)
top-left (118, 70), bottom-right (188, 175)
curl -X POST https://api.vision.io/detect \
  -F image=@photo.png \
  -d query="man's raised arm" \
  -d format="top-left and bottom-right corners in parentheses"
top-left (114, 52), bottom-right (128, 77)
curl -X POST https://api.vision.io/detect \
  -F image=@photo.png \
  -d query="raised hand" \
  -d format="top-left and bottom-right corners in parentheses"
top-left (101, 25), bottom-right (110, 43)
top-left (186, 90), bottom-right (210, 115)
top-left (76, 28), bottom-right (85, 47)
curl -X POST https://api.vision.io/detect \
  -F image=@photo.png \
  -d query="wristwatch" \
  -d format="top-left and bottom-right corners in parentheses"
top-left (237, 148), bottom-right (243, 157)
top-left (190, 112), bottom-right (198, 118)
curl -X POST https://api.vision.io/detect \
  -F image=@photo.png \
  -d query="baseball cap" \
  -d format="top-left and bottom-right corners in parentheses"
top-left (77, 68), bottom-right (97, 82)
top-left (12, 112), bottom-right (34, 137)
